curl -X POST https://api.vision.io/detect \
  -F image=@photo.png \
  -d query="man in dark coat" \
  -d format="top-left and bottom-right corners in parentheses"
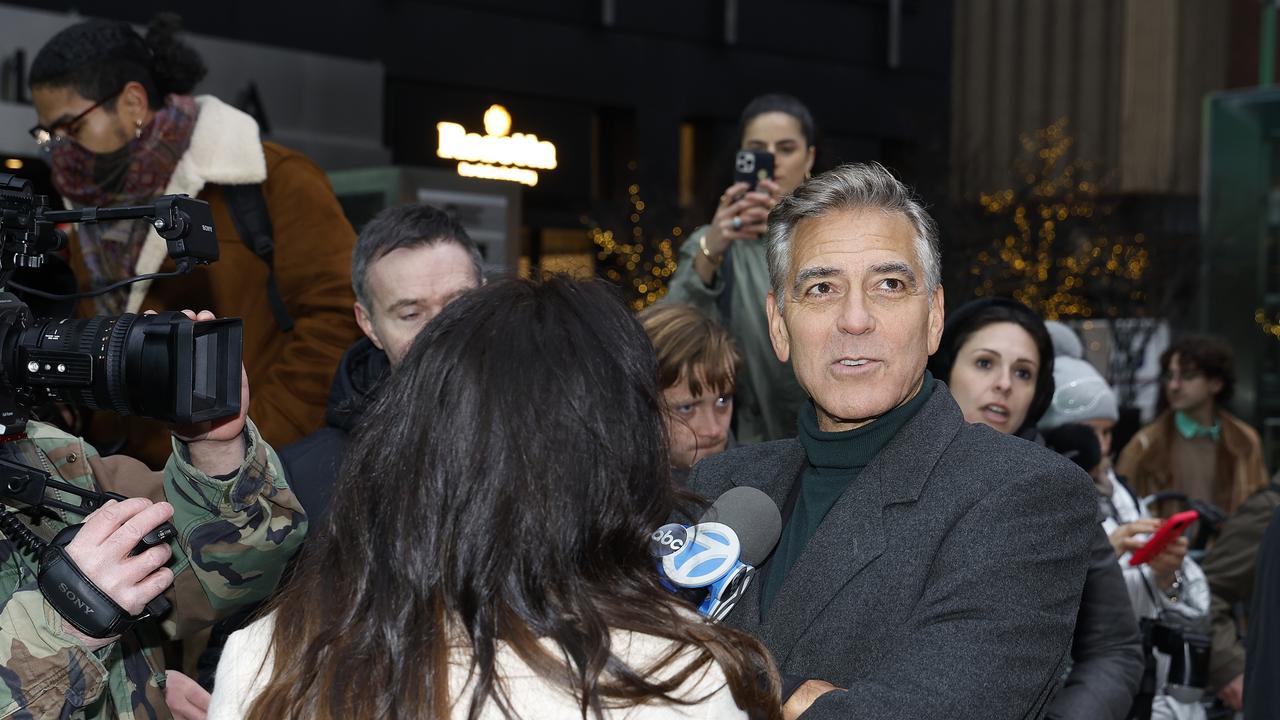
top-left (1244, 504), bottom-right (1280, 719)
top-left (279, 203), bottom-right (482, 527)
top-left (686, 163), bottom-right (1096, 719)
top-left (278, 337), bottom-right (388, 525)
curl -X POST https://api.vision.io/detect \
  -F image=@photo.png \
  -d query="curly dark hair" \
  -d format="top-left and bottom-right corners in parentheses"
top-left (1160, 335), bottom-right (1235, 405)
top-left (29, 13), bottom-right (206, 109)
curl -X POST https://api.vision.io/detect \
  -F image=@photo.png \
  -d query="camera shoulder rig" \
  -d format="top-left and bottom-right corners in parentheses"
top-left (0, 455), bottom-right (174, 638)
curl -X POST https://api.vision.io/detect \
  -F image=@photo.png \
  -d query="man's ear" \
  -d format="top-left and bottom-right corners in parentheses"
top-left (117, 80), bottom-right (151, 125)
top-left (926, 285), bottom-right (945, 356)
top-left (354, 303), bottom-right (384, 351)
top-left (766, 292), bottom-right (791, 363)
top-left (1208, 376), bottom-right (1225, 402)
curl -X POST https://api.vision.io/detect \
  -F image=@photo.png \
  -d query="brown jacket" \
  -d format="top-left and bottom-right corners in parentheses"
top-left (1116, 409), bottom-right (1269, 516)
top-left (70, 96), bottom-right (358, 467)
top-left (1200, 483), bottom-right (1280, 689)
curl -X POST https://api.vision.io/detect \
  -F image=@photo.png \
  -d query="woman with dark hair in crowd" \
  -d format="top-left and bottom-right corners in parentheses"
top-left (638, 303), bottom-right (740, 483)
top-left (927, 298), bottom-right (1055, 440)
top-left (928, 297), bottom-right (1146, 720)
top-left (27, 14), bottom-right (358, 467)
top-left (664, 93), bottom-right (815, 444)
top-left (207, 276), bottom-right (781, 720)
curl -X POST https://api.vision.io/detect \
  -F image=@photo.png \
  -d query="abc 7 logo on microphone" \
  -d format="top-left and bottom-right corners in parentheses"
top-left (655, 522), bottom-right (741, 588)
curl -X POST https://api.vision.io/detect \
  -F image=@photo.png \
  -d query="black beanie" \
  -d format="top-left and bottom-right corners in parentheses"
top-left (927, 297), bottom-right (1056, 435)
top-left (1044, 423), bottom-right (1103, 473)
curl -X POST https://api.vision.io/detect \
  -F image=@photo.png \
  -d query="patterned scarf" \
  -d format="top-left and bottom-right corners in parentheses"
top-left (50, 95), bottom-right (198, 314)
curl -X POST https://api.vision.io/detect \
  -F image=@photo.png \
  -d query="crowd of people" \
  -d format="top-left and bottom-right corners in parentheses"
top-left (1, 13), bottom-right (1278, 720)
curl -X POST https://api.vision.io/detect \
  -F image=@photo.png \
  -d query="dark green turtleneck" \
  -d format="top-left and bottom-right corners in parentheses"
top-left (758, 372), bottom-right (936, 617)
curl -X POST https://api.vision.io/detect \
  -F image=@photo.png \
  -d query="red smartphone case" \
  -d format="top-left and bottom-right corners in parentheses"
top-left (1128, 509), bottom-right (1199, 566)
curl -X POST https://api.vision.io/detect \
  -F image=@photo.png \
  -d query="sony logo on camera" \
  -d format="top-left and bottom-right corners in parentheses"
top-left (58, 582), bottom-right (95, 615)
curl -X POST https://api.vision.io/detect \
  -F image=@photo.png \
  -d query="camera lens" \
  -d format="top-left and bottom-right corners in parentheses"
top-left (11, 311), bottom-right (242, 424)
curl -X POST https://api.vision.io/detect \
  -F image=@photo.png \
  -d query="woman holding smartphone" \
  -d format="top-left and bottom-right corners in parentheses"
top-left (664, 94), bottom-right (815, 444)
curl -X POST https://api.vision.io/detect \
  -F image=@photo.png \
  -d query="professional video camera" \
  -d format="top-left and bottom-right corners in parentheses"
top-left (0, 171), bottom-right (244, 637)
top-left (0, 172), bottom-right (241, 434)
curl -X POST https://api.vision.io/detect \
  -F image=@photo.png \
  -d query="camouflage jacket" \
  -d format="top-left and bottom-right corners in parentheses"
top-left (0, 419), bottom-right (306, 719)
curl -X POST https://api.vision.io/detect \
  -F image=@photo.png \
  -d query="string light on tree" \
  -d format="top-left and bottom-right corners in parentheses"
top-left (968, 118), bottom-right (1150, 321)
top-left (1254, 308), bottom-right (1280, 339)
top-left (588, 171), bottom-right (680, 311)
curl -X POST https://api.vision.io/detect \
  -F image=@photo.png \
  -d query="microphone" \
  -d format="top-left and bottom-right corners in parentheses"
top-left (653, 487), bottom-right (782, 620)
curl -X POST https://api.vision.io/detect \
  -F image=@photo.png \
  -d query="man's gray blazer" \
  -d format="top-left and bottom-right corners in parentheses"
top-left (687, 382), bottom-right (1096, 719)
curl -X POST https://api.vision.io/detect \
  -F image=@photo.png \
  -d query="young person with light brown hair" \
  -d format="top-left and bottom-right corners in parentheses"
top-left (639, 303), bottom-right (740, 477)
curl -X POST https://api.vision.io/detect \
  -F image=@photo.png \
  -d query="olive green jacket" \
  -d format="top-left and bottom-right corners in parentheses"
top-left (0, 419), bottom-right (306, 719)
top-left (663, 228), bottom-right (804, 443)
top-left (1200, 482), bottom-right (1280, 689)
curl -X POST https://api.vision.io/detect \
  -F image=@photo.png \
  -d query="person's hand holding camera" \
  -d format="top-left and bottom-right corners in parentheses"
top-left (60, 498), bottom-right (174, 650)
top-left (695, 179), bottom-right (782, 285)
top-left (159, 310), bottom-right (250, 477)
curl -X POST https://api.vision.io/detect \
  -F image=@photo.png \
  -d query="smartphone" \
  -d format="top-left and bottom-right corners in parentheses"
top-left (1128, 509), bottom-right (1199, 566)
top-left (733, 150), bottom-right (774, 191)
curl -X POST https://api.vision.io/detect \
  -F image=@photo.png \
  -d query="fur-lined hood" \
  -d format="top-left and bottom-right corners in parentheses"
top-left (127, 95), bottom-right (266, 311)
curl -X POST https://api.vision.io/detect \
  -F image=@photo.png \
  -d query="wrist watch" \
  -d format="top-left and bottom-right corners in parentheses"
top-left (1163, 569), bottom-right (1185, 603)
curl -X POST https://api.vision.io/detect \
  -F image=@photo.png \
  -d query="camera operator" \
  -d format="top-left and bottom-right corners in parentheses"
top-left (26, 15), bottom-right (359, 468)
top-left (0, 310), bottom-right (307, 719)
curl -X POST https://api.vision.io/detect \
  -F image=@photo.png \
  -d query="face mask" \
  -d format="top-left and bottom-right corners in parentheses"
top-left (89, 143), bottom-right (134, 197)
top-left (48, 139), bottom-right (133, 205)
top-left (49, 95), bottom-right (198, 208)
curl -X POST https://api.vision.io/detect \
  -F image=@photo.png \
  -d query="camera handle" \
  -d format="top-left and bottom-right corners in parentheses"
top-left (5, 198), bottom-right (204, 301)
top-left (0, 456), bottom-right (175, 636)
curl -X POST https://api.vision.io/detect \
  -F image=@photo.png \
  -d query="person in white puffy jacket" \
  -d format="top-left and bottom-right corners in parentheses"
top-left (1040, 321), bottom-right (1211, 720)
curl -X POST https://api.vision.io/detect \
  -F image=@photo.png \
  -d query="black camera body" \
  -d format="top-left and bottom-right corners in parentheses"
top-left (1140, 616), bottom-right (1211, 704)
top-left (0, 172), bottom-right (240, 431)
top-left (0, 171), bottom-right (243, 636)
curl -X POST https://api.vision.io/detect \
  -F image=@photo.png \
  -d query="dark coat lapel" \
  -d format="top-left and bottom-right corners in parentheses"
top-left (719, 440), bottom-right (806, 637)
top-left (755, 384), bottom-right (965, 665)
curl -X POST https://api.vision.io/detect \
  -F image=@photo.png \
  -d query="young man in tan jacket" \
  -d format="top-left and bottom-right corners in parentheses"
top-left (1117, 335), bottom-right (1269, 518)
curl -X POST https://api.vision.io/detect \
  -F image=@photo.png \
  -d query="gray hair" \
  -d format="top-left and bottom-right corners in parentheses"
top-left (765, 162), bottom-right (941, 309)
top-left (351, 203), bottom-right (484, 308)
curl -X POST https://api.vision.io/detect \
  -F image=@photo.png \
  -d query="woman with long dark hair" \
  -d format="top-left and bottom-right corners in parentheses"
top-left (207, 275), bottom-right (781, 720)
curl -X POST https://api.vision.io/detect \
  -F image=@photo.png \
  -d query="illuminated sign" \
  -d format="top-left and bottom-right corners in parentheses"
top-left (436, 105), bottom-right (557, 187)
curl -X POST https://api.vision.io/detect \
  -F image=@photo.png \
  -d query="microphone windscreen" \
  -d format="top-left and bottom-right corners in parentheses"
top-left (699, 487), bottom-right (782, 566)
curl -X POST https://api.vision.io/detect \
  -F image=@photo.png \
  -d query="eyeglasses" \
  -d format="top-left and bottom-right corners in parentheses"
top-left (28, 91), bottom-right (121, 152)
top-left (1161, 369), bottom-right (1204, 384)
